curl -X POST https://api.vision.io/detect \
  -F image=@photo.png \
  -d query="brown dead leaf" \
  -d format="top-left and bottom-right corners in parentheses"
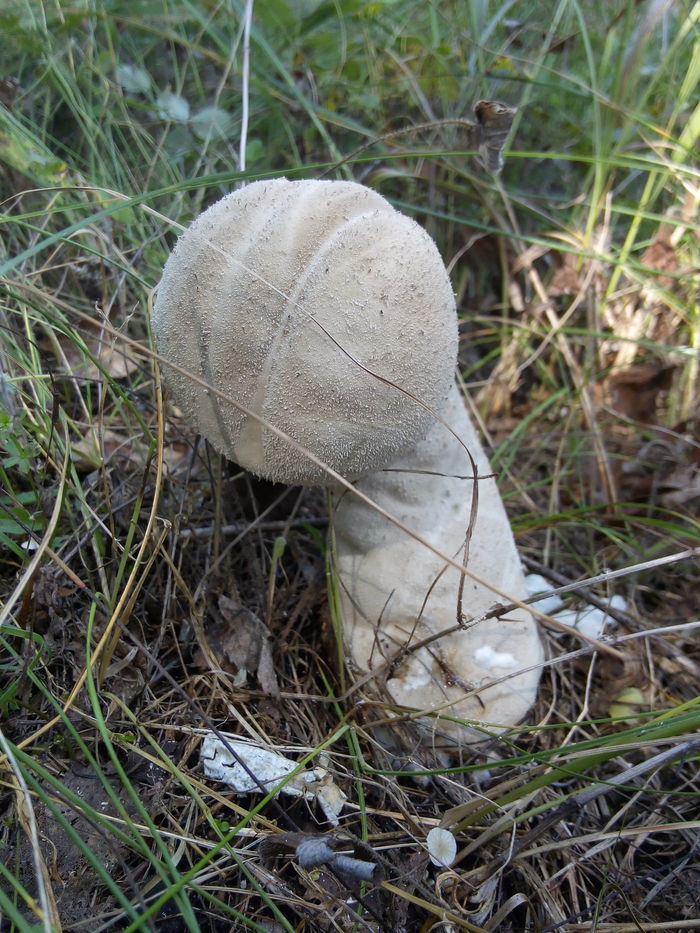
top-left (483, 414), bottom-right (521, 446)
top-left (641, 236), bottom-right (679, 289)
top-left (659, 464), bottom-right (700, 511)
top-left (196, 595), bottom-right (279, 697)
top-left (548, 251), bottom-right (583, 296)
top-left (474, 100), bottom-right (516, 173)
top-left (90, 340), bottom-right (141, 380)
top-left (71, 426), bottom-right (147, 472)
top-left (49, 306), bottom-right (142, 382)
top-left (0, 76), bottom-right (18, 108)
top-left (617, 421), bottom-right (700, 512)
top-left (606, 363), bottom-right (675, 423)
top-left (503, 20), bottom-right (576, 54)
top-left (161, 440), bottom-right (190, 475)
top-left (587, 639), bottom-right (649, 720)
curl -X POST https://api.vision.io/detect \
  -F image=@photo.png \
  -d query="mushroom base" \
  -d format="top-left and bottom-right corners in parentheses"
top-left (332, 384), bottom-right (543, 749)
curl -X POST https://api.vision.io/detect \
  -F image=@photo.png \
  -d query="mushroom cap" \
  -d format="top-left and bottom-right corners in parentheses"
top-left (152, 178), bottom-right (458, 485)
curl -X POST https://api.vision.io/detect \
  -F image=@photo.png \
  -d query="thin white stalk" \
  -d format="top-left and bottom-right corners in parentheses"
top-left (239, 0), bottom-right (254, 174)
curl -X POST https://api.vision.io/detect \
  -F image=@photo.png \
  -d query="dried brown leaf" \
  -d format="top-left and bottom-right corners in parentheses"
top-left (199, 594), bottom-right (280, 697)
top-left (659, 464), bottom-right (700, 511)
top-left (606, 363), bottom-right (675, 423)
top-left (70, 426), bottom-right (147, 471)
top-left (548, 251), bottom-right (582, 296)
top-left (641, 236), bottom-right (679, 289)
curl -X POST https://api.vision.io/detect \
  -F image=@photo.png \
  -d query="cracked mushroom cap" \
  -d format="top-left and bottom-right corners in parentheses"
top-left (152, 178), bottom-right (458, 485)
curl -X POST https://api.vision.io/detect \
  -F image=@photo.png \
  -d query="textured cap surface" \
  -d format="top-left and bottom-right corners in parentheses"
top-left (152, 178), bottom-right (458, 485)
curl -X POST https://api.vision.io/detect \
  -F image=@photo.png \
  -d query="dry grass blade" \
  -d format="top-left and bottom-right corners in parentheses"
top-left (0, 424), bottom-right (70, 630)
top-left (0, 730), bottom-right (60, 931)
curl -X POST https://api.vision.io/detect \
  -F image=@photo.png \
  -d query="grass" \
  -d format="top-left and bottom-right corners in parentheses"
top-left (0, 0), bottom-right (699, 929)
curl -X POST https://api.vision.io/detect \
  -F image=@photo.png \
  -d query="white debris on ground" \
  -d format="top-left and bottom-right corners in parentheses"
top-left (554, 596), bottom-right (628, 639)
top-left (524, 574), bottom-right (628, 640)
top-left (474, 645), bottom-right (517, 669)
top-left (524, 574), bottom-right (565, 616)
top-left (200, 732), bottom-right (347, 825)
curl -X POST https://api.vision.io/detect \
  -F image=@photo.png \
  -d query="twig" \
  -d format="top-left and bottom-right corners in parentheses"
top-left (178, 517), bottom-right (326, 538)
top-left (0, 422), bottom-right (70, 629)
top-left (319, 100), bottom-right (515, 178)
top-left (0, 728), bottom-right (57, 932)
top-left (259, 832), bottom-right (385, 928)
top-left (519, 548), bottom-right (700, 613)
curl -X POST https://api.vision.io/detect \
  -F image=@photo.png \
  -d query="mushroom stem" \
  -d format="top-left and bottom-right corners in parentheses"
top-left (334, 384), bottom-right (542, 745)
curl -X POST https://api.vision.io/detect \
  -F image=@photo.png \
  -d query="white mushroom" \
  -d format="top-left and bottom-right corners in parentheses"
top-left (152, 178), bottom-right (543, 747)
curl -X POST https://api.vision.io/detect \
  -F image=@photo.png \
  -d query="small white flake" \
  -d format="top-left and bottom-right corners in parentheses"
top-left (555, 606), bottom-right (607, 640)
top-left (156, 92), bottom-right (190, 122)
top-left (190, 106), bottom-right (233, 140)
top-left (575, 608), bottom-right (607, 640)
top-left (525, 573), bottom-right (627, 637)
top-left (524, 573), bottom-right (548, 594)
top-left (556, 596), bottom-right (624, 640)
top-left (116, 64), bottom-right (151, 95)
top-left (524, 574), bottom-right (564, 615)
top-left (474, 645), bottom-right (517, 669)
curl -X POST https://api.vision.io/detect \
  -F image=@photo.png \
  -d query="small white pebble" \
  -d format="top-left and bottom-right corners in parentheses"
top-left (553, 608), bottom-right (581, 628)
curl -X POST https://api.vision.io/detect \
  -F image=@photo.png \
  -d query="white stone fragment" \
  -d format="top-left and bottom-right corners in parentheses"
top-left (574, 608), bottom-right (608, 640)
top-left (200, 732), bottom-right (347, 825)
top-left (525, 572), bottom-right (627, 640)
top-left (524, 574), bottom-right (548, 594)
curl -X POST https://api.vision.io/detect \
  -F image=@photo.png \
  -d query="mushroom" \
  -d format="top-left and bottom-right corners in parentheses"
top-left (152, 178), bottom-right (543, 747)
